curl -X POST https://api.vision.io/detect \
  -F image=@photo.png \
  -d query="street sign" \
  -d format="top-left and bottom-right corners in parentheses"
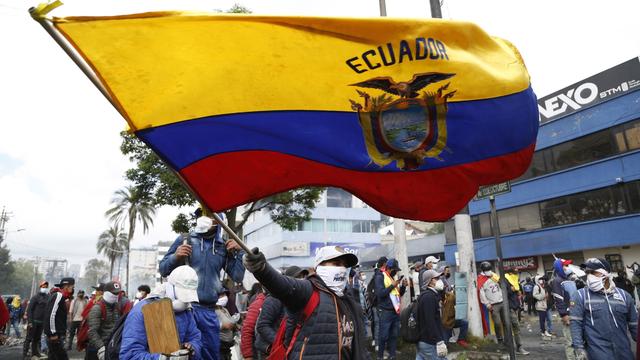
top-left (476, 181), bottom-right (511, 200)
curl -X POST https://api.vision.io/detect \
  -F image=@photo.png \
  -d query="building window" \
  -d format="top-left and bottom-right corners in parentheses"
top-left (298, 219), bottom-right (324, 232)
top-left (471, 180), bottom-right (640, 239)
top-left (515, 118), bottom-right (640, 182)
top-left (605, 254), bottom-right (624, 273)
top-left (326, 188), bottom-right (353, 208)
top-left (498, 203), bottom-right (542, 234)
top-left (626, 121), bottom-right (640, 150)
top-left (471, 213), bottom-right (493, 238)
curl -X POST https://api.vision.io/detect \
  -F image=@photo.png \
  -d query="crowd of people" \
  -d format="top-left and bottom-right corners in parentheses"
top-left (0, 214), bottom-right (639, 360)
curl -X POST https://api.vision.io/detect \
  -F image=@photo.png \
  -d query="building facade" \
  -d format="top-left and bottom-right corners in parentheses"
top-left (242, 188), bottom-right (381, 269)
top-left (445, 58), bottom-right (640, 280)
top-left (129, 247), bottom-right (158, 294)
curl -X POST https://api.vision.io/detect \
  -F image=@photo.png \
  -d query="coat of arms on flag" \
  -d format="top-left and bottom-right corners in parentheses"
top-left (350, 73), bottom-right (456, 170)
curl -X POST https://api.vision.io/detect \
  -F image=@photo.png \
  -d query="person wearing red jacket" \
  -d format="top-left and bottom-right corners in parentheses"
top-left (241, 288), bottom-right (266, 360)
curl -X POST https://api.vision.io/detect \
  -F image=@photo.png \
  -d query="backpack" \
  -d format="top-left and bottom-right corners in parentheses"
top-left (267, 290), bottom-right (319, 360)
top-left (523, 283), bottom-right (533, 294)
top-left (104, 310), bottom-right (130, 360)
top-left (365, 276), bottom-right (378, 311)
top-left (400, 295), bottom-right (421, 344)
top-left (76, 300), bottom-right (106, 351)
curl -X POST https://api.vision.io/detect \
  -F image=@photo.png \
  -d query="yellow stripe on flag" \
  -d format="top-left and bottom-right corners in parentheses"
top-left (53, 13), bottom-right (531, 131)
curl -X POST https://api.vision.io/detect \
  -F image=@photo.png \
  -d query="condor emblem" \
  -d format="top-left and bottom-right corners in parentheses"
top-left (349, 72), bottom-right (456, 170)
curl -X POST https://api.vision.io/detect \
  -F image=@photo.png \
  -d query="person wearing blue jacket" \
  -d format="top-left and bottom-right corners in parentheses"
top-left (550, 258), bottom-right (579, 360)
top-left (159, 214), bottom-right (245, 360)
top-left (120, 265), bottom-right (202, 360)
top-left (570, 258), bottom-right (638, 360)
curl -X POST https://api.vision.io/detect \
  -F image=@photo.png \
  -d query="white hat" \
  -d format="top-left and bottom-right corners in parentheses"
top-left (167, 265), bottom-right (199, 303)
top-left (315, 246), bottom-right (358, 268)
top-left (424, 256), bottom-right (440, 265)
top-left (195, 216), bottom-right (213, 234)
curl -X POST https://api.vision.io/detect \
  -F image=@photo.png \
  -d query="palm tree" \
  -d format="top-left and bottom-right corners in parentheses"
top-left (96, 226), bottom-right (128, 278)
top-left (105, 186), bottom-right (156, 293)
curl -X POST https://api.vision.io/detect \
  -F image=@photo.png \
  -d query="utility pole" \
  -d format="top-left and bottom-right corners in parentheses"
top-left (490, 196), bottom-right (516, 360)
top-left (0, 207), bottom-right (7, 244)
top-left (378, 0), bottom-right (411, 310)
top-left (429, 0), bottom-right (443, 18)
top-left (454, 210), bottom-right (484, 336)
top-left (378, 0), bottom-right (387, 16)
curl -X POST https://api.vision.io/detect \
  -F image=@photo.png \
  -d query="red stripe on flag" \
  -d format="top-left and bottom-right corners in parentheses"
top-left (180, 143), bottom-right (535, 221)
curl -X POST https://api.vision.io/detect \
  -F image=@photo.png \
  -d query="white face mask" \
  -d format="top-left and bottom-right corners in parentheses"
top-left (40, 288), bottom-right (48, 294)
top-left (216, 296), bottom-right (228, 307)
top-left (433, 279), bottom-right (445, 291)
top-left (103, 291), bottom-right (118, 304)
top-left (316, 265), bottom-right (348, 297)
top-left (483, 271), bottom-right (493, 277)
top-left (587, 274), bottom-right (605, 293)
top-left (136, 291), bottom-right (145, 300)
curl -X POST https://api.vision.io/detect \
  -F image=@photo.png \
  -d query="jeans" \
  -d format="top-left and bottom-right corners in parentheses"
top-left (415, 341), bottom-right (446, 360)
top-left (373, 307), bottom-right (380, 346)
top-left (444, 319), bottom-right (468, 342)
top-left (562, 323), bottom-right (576, 360)
top-left (9, 318), bottom-right (21, 337)
top-left (537, 310), bottom-right (547, 333)
top-left (377, 309), bottom-right (399, 360)
top-left (546, 310), bottom-right (554, 332)
top-left (23, 322), bottom-right (44, 356)
top-left (67, 321), bottom-right (81, 350)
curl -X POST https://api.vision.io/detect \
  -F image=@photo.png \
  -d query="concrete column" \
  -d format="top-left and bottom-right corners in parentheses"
top-left (455, 213), bottom-right (483, 337)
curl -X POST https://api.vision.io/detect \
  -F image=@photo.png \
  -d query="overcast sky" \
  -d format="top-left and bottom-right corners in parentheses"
top-left (0, 0), bottom-right (638, 269)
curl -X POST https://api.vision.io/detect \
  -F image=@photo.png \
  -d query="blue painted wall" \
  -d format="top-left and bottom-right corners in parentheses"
top-left (450, 89), bottom-right (640, 265)
top-left (445, 214), bottom-right (640, 263)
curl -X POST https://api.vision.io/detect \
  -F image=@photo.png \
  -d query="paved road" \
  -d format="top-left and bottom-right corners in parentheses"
top-left (0, 313), bottom-right (573, 360)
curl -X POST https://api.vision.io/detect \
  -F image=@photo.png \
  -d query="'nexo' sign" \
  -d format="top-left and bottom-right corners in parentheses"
top-left (537, 57), bottom-right (640, 124)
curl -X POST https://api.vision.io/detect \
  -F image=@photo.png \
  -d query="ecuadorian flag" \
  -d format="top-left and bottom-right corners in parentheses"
top-left (49, 11), bottom-right (538, 221)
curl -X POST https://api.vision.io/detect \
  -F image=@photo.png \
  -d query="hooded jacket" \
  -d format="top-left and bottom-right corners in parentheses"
top-left (119, 297), bottom-right (202, 360)
top-left (532, 275), bottom-right (547, 312)
top-left (550, 260), bottom-right (578, 317)
top-left (159, 219), bottom-right (245, 305)
top-left (253, 262), bottom-right (371, 360)
top-left (374, 270), bottom-right (405, 313)
top-left (570, 285), bottom-right (638, 360)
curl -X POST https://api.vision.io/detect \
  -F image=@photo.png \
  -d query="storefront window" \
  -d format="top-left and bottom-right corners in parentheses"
top-left (605, 254), bottom-right (624, 272)
top-left (471, 213), bottom-right (493, 238)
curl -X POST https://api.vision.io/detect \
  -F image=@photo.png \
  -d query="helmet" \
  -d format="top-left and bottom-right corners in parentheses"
top-left (581, 258), bottom-right (611, 274)
top-left (480, 261), bottom-right (492, 272)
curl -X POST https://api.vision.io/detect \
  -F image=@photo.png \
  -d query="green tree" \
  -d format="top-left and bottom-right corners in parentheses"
top-left (79, 258), bottom-right (110, 291)
top-left (97, 226), bottom-right (128, 278)
top-left (0, 245), bottom-right (15, 290)
top-left (120, 133), bottom-right (323, 236)
top-left (5, 259), bottom-right (35, 298)
top-left (105, 186), bottom-right (156, 292)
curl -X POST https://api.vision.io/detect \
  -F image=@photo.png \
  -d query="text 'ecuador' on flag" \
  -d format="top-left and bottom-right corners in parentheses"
top-left (50, 12), bottom-right (538, 221)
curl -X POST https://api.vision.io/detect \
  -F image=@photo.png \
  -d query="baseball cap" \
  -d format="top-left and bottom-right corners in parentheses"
top-left (92, 283), bottom-right (105, 291)
top-left (195, 216), bottom-right (214, 233)
top-left (314, 246), bottom-right (358, 268)
top-left (284, 266), bottom-right (309, 278)
top-left (386, 258), bottom-right (400, 271)
top-left (424, 256), bottom-right (440, 264)
top-left (103, 281), bottom-right (122, 295)
top-left (54, 277), bottom-right (75, 287)
top-left (422, 269), bottom-right (443, 286)
top-left (581, 258), bottom-right (611, 274)
top-left (39, 280), bottom-right (49, 288)
top-left (410, 261), bottom-right (423, 270)
top-left (167, 265), bottom-right (199, 303)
